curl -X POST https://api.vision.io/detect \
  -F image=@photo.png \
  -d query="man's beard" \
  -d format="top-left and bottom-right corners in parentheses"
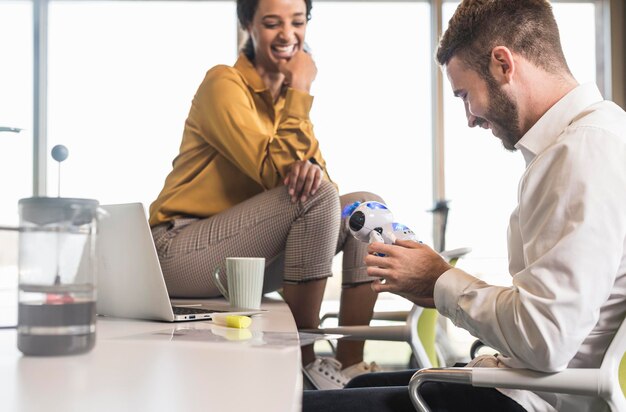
top-left (483, 76), bottom-right (522, 151)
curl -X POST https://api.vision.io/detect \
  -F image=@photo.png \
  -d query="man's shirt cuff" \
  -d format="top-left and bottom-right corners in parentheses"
top-left (434, 267), bottom-right (479, 324)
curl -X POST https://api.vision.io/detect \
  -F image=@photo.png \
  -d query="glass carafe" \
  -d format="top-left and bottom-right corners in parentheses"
top-left (17, 197), bottom-right (99, 356)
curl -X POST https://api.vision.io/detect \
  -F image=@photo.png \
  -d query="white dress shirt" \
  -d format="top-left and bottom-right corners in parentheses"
top-left (434, 83), bottom-right (626, 412)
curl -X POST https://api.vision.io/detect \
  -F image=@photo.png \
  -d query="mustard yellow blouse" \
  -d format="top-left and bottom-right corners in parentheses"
top-left (149, 54), bottom-right (334, 226)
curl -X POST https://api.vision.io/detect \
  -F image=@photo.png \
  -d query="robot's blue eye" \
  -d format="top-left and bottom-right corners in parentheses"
top-left (341, 201), bottom-right (361, 219)
top-left (392, 223), bottom-right (409, 231)
top-left (366, 201), bottom-right (388, 210)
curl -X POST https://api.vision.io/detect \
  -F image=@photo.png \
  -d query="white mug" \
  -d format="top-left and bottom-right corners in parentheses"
top-left (213, 257), bottom-right (265, 310)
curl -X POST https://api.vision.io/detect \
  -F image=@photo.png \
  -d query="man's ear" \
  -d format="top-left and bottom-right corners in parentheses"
top-left (489, 46), bottom-right (515, 84)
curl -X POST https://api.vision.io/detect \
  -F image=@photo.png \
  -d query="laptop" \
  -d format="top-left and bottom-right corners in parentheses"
top-left (96, 203), bottom-right (260, 322)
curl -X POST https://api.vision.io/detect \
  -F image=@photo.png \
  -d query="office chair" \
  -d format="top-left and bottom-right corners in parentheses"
top-left (303, 247), bottom-right (471, 369)
top-left (409, 315), bottom-right (626, 412)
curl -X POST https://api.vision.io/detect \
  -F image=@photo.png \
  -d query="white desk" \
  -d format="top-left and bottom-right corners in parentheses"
top-left (0, 297), bottom-right (302, 412)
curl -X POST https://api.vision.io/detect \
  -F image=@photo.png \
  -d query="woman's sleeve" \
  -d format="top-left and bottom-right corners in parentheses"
top-left (189, 67), bottom-right (330, 189)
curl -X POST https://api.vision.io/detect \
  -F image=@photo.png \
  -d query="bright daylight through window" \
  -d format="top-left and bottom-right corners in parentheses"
top-left (0, 0), bottom-right (603, 337)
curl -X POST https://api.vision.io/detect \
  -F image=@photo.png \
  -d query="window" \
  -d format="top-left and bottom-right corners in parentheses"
top-left (307, 1), bottom-right (433, 239)
top-left (46, 1), bottom-right (237, 207)
top-left (0, 1), bottom-right (33, 226)
top-left (1, 0), bottom-right (604, 320)
top-left (0, 0), bottom-right (33, 326)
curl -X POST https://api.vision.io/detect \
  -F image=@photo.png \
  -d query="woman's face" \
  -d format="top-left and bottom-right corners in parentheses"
top-left (247, 0), bottom-right (307, 72)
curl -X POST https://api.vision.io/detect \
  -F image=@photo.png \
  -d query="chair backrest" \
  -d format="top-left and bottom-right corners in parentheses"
top-left (600, 314), bottom-right (626, 409)
top-left (417, 309), bottom-right (439, 367)
top-left (618, 353), bottom-right (626, 398)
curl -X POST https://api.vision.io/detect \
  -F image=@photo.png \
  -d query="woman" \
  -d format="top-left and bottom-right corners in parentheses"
top-left (149, 0), bottom-right (381, 390)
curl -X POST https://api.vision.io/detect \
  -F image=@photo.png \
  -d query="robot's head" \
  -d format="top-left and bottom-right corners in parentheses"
top-left (345, 201), bottom-right (393, 243)
top-left (391, 222), bottom-right (417, 242)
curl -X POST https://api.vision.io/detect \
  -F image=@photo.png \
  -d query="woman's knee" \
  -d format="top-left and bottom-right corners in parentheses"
top-left (309, 180), bottom-right (341, 218)
top-left (316, 180), bottom-right (340, 201)
top-left (340, 191), bottom-right (385, 207)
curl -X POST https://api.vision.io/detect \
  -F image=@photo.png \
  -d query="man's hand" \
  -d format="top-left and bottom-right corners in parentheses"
top-left (365, 240), bottom-right (452, 308)
top-left (284, 159), bottom-right (323, 203)
top-left (277, 49), bottom-right (317, 93)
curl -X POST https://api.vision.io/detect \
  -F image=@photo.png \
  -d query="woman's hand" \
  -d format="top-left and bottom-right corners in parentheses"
top-left (277, 48), bottom-right (317, 93)
top-left (284, 159), bottom-right (323, 203)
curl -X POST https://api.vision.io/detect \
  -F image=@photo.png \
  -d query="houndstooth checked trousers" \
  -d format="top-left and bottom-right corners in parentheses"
top-left (151, 180), bottom-right (383, 298)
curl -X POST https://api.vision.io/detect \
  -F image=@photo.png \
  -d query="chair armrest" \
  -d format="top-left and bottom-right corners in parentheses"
top-left (409, 368), bottom-right (473, 412)
top-left (440, 247), bottom-right (472, 261)
top-left (301, 324), bottom-right (409, 342)
top-left (469, 339), bottom-right (485, 359)
top-left (371, 311), bottom-right (412, 322)
top-left (321, 311), bottom-right (410, 324)
top-left (469, 339), bottom-right (499, 358)
top-left (408, 367), bottom-right (603, 412)
top-left (471, 368), bottom-right (602, 396)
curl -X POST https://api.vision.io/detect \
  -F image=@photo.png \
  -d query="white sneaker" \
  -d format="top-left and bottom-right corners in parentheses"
top-left (303, 357), bottom-right (349, 390)
top-left (341, 361), bottom-right (382, 380)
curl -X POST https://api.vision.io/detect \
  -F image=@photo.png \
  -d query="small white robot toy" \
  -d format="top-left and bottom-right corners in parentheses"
top-left (342, 201), bottom-right (418, 245)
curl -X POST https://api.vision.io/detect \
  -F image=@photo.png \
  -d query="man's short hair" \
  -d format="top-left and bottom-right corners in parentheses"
top-left (436, 0), bottom-right (571, 78)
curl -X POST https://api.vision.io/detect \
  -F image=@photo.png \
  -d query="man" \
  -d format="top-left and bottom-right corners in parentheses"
top-left (303, 0), bottom-right (626, 411)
